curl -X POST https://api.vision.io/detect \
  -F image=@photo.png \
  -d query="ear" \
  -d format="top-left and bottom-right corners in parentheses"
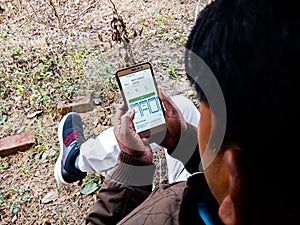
top-left (218, 148), bottom-right (244, 225)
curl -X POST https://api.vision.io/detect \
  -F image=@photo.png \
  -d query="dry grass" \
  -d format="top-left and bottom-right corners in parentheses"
top-left (0, 0), bottom-right (206, 224)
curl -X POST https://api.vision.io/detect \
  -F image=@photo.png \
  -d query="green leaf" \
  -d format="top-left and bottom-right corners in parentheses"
top-left (155, 16), bottom-right (163, 23)
top-left (80, 182), bottom-right (100, 195)
top-left (10, 202), bottom-right (19, 214)
top-left (21, 193), bottom-right (32, 201)
top-left (0, 162), bottom-right (9, 170)
top-left (0, 115), bottom-right (7, 125)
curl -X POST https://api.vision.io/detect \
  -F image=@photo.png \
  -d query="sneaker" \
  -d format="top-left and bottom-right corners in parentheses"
top-left (54, 112), bottom-right (87, 185)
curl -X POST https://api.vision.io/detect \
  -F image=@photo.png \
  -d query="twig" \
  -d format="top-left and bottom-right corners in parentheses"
top-left (108, 0), bottom-right (119, 17)
top-left (49, 0), bottom-right (62, 29)
top-left (138, 0), bottom-right (146, 13)
top-left (108, 0), bottom-right (136, 65)
top-left (12, 2), bottom-right (56, 29)
top-left (62, 0), bottom-right (101, 28)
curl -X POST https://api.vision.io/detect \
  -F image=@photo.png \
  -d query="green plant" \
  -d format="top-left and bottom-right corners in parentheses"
top-left (0, 162), bottom-right (9, 170)
top-left (0, 186), bottom-right (32, 214)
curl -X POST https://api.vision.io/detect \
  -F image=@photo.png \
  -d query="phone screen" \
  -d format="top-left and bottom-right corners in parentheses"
top-left (117, 63), bottom-right (166, 135)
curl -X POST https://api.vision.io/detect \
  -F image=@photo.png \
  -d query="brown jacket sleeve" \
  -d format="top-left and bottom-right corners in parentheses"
top-left (86, 152), bottom-right (155, 225)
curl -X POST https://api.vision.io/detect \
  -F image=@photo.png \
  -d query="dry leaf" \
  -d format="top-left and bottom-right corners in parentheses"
top-left (27, 110), bottom-right (43, 119)
top-left (41, 148), bottom-right (56, 163)
top-left (41, 191), bottom-right (58, 204)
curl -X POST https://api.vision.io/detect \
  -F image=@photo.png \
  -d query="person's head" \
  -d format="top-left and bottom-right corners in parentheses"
top-left (185, 0), bottom-right (300, 224)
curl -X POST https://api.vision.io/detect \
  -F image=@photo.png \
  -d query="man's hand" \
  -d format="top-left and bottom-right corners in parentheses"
top-left (113, 104), bottom-right (153, 164)
top-left (156, 88), bottom-right (188, 151)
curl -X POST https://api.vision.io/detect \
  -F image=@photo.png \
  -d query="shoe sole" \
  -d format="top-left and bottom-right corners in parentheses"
top-left (54, 112), bottom-right (79, 185)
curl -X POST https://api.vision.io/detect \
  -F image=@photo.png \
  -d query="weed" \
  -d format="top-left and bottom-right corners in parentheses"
top-left (0, 162), bottom-right (9, 170)
top-left (168, 66), bottom-right (183, 82)
top-left (0, 186), bottom-right (32, 214)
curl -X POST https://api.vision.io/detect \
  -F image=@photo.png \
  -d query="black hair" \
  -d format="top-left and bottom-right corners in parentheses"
top-left (185, 0), bottom-right (300, 223)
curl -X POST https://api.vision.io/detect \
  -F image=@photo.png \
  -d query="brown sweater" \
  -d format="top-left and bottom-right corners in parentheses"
top-left (86, 123), bottom-right (222, 225)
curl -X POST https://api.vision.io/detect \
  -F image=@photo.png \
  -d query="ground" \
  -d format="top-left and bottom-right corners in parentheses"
top-left (0, 0), bottom-right (208, 224)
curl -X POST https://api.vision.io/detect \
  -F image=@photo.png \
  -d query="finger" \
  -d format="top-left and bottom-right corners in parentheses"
top-left (158, 88), bottom-right (176, 114)
top-left (158, 86), bottom-right (165, 100)
top-left (113, 104), bottom-right (127, 125)
top-left (120, 109), bottom-right (135, 130)
top-left (117, 102), bottom-right (127, 115)
top-left (119, 110), bottom-right (147, 152)
top-left (118, 102), bottom-right (127, 111)
top-left (128, 108), bottom-right (135, 121)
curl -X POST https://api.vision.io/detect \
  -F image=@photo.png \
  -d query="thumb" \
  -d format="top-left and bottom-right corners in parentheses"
top-left (121, 108), bottom-right (135, 128)
top-left (128, 108), bottom-right (135, 120)
top-left (120, 109), bottom-right (134, 135)
top-left (121, 108), bottom-right (135, 126)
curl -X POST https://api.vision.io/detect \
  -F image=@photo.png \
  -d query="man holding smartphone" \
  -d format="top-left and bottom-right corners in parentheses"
top-left (55, 0), bottom-right (300, 224)
top-left (54, 93), bottom-right (200, 185)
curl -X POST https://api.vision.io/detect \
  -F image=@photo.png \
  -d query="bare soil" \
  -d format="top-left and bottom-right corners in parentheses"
top-left (0, 0), bottom-right (209, 224)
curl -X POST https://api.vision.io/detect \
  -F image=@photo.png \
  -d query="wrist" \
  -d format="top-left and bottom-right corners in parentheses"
top-left (119, 151), bottom-right (153, 166)
top-left (108, 151), bottom-right (156, 186)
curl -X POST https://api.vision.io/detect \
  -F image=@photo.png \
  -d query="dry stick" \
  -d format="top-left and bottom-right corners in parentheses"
top-left (21, 1), bottom-right (56, 29)
top-left (108, 0), bottom-right (136, 65)
top-left (8, 0), bottom-right (21, 21)
top-left (49, 0), bottom-right (62, 30)
top-left (63, 0), bottom-right (101, 28)
top-left (22, 9), bottom-right (60, 30)
top-left (27, 0), bottom-right (40, 17)
top-left (11, 15), bottom-right (27, 25)
top-left (138, 0), bottom-right (146, 13)
top-left (76, 0), bottom-right (80, 23)
top-left (108, 0), bottom-right (119, 17)
top-left (16, 0), bottom-right (35, 24)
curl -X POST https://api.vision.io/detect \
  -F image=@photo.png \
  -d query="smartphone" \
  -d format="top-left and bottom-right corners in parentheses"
top-left (115, 62), bottom-right (166, 138)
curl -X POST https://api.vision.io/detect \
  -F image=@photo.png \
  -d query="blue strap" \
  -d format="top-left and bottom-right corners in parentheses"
top-left (198, 202), bottom-right (215, 225)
